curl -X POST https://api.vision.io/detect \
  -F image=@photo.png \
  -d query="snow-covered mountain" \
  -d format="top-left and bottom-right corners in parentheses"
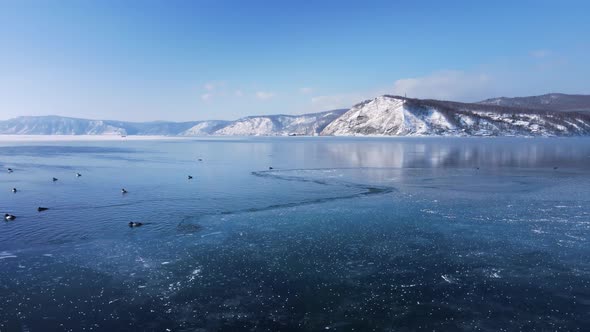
top-left (213, 109), bottom-right (347, 136)
top-left (478, 93), bottom-right (590, 112)
top-left (321, 95), bottom-right (590, 137)
top-left (2, 94), bottom-right (590, 137)
top-left (0, 110), bottom-right (346, 136)
top-left (0, 116), bottom-right (205, 136)
top-left (0, 116), bottom-right (127, 135)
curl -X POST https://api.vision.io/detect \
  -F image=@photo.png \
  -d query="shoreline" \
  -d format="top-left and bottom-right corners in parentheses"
top-left (0, 135), bottom-right (188, 142)
top-left (0, 134), bottom-right (586, 142)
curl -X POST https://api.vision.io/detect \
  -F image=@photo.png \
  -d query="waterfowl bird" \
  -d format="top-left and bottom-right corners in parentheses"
top-left (268, 166), bottom-right (274, 170)
top-left (4, 214), bottom-right (16, 221)
top-left (121, 188), bottom-right (128, 194)
top-left (553, 166), bottom-right (559, 170)
top-left (197, 158), bottom-right (203, 162)
top-left (37, 207), bottom-right (49, 212)
top-left (76, 172), bottom-right (82, 177)
top-left (188, 175), bottom-right (193, 180)
top-left (11, 188), bottom-right (17, 193)
top-left (128, 221), bottom-right (143, 227)
top-left (7, 168), bottom-right (13, 173)
top-left (52, 177), bottom-right (58, 182)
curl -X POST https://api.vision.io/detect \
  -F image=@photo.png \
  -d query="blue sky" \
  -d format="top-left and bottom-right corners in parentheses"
top-left (1, 0), bottom-right (589, 121)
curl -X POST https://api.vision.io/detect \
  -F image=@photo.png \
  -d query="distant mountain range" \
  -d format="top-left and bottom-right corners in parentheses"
top-left (0, 116), bottom-right (203, 136)
top-left (478, 93), bottom-right (590, 112)
top-left (1, 93), bottom-right (589, 137)
top-left (0, 110), bottom-right (346, 136)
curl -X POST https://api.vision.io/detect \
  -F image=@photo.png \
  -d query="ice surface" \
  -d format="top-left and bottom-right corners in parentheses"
top-left (1, 137), bottom-right (589, 331)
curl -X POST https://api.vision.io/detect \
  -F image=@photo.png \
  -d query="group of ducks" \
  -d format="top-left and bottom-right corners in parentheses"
top-left (5, 170), bottom-right (16, 220)
top-left (4, 205), bottom-right (46, 220)
top-left (4, 166), bottom-right (206, 225)
top-left (5, 170), bottom-right (49, 219)
top-left (4, 168), bottom-right (77, 221)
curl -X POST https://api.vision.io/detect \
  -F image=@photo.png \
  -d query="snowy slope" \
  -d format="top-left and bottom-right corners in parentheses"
top-left (213, 109), bottom-right (347, 136)
top-left (106, 120), bottom-right (203, 135)
top-left (181, 121), bottom-right (230, 136)
top-left (321, 95), bottom-right (590, 137)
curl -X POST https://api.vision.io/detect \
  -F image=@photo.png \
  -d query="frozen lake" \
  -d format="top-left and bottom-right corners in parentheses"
top-left (1, 136), bottom-right (589, 331)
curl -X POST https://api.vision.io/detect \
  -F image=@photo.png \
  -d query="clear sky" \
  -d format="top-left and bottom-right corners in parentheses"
top-left (1, 0), bottom-right (589, 121)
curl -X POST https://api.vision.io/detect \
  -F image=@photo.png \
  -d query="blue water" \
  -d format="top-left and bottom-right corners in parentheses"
top-left (1, 137), bottom-right (589, 331)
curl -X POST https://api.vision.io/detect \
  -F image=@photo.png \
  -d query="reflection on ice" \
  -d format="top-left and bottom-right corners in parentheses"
top-left (321, 137), bottom-right (590, 169)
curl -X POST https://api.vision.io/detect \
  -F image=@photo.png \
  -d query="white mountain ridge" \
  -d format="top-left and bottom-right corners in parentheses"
top-left (0, 116), bottom-right (204, 136)
top-left (1, 93), bottom-right (589, 137)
